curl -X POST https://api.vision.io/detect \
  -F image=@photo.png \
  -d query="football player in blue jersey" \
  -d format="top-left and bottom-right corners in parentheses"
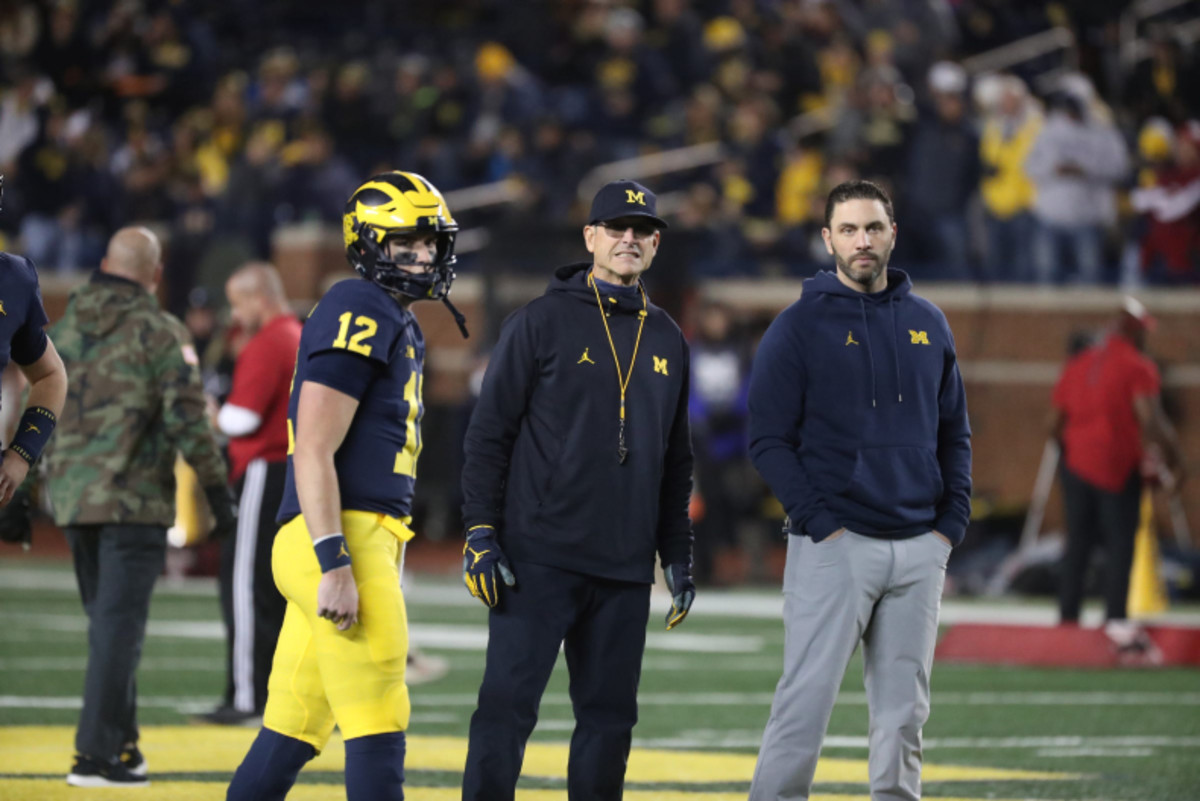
top-left (227, 171), bottom-right (464, 801)
top-left (0, 173), bottom-right (69, 546)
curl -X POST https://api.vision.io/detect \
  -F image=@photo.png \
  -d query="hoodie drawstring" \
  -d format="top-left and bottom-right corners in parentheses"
top-left (890, 297), bottom-right (903, 403)
top-left (859, 298), bottom-right (877, 408)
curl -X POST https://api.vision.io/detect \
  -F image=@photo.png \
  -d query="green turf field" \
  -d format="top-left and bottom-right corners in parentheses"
top-left (1, 559), bottom-right (1198, 800)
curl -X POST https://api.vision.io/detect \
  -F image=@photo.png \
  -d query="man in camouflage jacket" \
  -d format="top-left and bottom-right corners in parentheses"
top-left (43, 227), bottom-right (238, 788)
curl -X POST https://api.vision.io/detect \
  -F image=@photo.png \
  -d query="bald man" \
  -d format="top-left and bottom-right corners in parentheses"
top-left (201, 262), bottom-right (302, 726)
top-left (42, 226), bottom-right (238, 787)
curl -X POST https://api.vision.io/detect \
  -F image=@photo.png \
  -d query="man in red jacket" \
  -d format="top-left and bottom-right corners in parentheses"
top-left (1051, 297), bottom-right (1184, 628)
top-left (202, 262), bottom-right (302, 725)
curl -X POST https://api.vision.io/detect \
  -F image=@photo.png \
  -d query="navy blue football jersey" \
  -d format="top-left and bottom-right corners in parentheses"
top-left (0, 253), bottom-right (50, 414)
top-left (277, 279), bottom-right (426, 522)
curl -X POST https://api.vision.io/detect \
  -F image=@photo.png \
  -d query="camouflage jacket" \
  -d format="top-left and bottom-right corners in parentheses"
top-left (43, 273), bottom-right (227, 526)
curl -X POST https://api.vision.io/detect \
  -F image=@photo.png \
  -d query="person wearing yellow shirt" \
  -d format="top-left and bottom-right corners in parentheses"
top-left (980, 76), bottom-right (1041, 282)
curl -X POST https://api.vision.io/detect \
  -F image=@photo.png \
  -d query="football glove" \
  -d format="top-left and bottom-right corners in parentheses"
top-left (462, 526), bottom-right (515, 608)
top-left (663, 562), bottom-right (696, 630)
top-left (203, 484), bottom-right (239, 542)
top-left (0, 487), bottom-right (33, 550)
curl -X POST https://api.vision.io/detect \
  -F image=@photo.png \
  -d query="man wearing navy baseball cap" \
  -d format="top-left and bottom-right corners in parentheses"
top-left (459, 178), bottom-right (695, 799)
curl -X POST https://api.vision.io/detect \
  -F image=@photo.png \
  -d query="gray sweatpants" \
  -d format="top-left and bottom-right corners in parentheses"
top-left (749, 529), bottom-right (950, 801)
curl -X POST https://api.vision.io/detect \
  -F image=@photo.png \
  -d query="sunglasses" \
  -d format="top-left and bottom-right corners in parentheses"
top-left (598, 220), bottom-right (659, 239)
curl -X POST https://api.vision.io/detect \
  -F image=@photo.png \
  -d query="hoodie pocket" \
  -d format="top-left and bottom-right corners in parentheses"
top-left (843, 446), bottom-right (943, 522)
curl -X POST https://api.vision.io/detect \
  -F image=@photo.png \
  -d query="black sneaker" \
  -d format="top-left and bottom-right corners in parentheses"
top-left (66, 754), bottom-right (150, 787)
top-left (194, 705), bottom-right (262, 726)
top-left (120, 744), bottom-right (147, 777)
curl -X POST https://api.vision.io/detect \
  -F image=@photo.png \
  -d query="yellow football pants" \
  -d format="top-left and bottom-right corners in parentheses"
top-left (263, 510), bottom-right (414, 751)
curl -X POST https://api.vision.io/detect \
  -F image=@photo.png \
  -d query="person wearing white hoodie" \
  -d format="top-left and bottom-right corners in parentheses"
top-left (1025, 82), bottom-right (1129, 284)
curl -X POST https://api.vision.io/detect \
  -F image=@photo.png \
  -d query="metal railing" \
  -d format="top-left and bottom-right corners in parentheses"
top-left (443, 179), bottom-right (525, 214)
top-left (1120, 0), bottom-right (1200, 64)
top-left (574, 141), bottom-right (724, 205)
top-left (960, 26), bottom-right (1076, 75)
top-left (1123, 15), bottom-right (1200, 63)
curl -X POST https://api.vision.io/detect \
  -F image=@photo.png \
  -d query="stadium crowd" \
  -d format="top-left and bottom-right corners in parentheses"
top-left (1, 0), bottom-right (1198, 304)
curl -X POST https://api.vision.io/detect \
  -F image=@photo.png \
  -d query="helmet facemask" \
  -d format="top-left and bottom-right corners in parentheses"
top-left (354, 223), bottom-right (458, 302)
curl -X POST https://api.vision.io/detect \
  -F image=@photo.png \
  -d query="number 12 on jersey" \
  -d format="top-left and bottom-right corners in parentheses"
top-left (332, 312), bottom-right (378, 356)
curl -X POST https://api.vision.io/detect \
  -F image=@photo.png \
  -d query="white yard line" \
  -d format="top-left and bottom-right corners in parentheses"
top-left (6, 566), bottom-right (1200, 626)
top-left (7, 563), bottom-right (1200, 633)
top-left (634, 733), bottom-right (1200, 750)
top-left (403, 691), bottom-right (1200, 708)
top-left (0, 657), bottom-right (223, 671)
top-left (5, 614), bottom-right (764, 654)
top-left (0, 695), bottom-right (211, 710)
top-left (5, 690), bottom-right (1196, 711)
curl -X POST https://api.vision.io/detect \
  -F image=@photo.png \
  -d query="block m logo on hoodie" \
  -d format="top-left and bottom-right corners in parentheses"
top-left (653, 356), bottom-right (669, 375)
top-left (909, 329), bottom-right (930, 345)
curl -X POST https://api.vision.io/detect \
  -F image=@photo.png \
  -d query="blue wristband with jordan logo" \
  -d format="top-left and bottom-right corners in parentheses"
top-left (9, 406), bottom-right (56, 465)
top-left (313, 533), bottom-right (352, 573)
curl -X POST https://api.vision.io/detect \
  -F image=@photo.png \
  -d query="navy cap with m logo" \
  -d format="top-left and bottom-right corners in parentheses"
top-left (588, 179), bottom-right (669, 229)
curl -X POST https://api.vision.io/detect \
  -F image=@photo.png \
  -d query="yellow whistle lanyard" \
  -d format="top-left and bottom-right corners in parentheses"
top-left (589, 272), bottom-right (647, 464)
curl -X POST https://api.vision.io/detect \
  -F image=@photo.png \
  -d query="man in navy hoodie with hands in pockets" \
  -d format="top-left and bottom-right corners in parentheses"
top-left (747, 180), bottom-right (972, 801)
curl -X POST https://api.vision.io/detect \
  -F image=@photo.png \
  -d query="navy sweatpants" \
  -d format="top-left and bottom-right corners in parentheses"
top-left (461, 561), bottom-right (651, 801)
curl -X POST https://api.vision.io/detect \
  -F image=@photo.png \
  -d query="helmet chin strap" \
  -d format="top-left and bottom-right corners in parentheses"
top-left (374, 265), bottom-right (469, 339)
top-left (442, 296), bottom-right (469, 339)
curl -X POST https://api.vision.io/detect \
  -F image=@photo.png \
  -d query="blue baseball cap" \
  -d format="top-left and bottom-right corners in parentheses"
top-left (588, 179), bottom-right (669, 229)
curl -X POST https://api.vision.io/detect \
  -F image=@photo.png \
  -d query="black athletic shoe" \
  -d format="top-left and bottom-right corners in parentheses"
top-left (120, 744), bottom-right (147, 777)
top-left (66, 754), bottom-right (150, 787)
top-left (194, 705), bottom-right (263, 726)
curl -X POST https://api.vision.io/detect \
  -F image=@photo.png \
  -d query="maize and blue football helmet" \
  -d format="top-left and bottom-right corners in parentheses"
top-left (343, 171), bottom-right (468, 336)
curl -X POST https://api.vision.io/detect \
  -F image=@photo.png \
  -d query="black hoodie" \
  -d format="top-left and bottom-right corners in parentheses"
top-left (462, 262), bottom-right (693, 583)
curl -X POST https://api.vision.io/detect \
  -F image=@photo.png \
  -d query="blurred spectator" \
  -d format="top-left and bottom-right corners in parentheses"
top-left (109, 105), bottom-right (170, 223)
top-left (776, 136), bottom-right (825, 229)
top-left (828, 63), bottom-right (915, 184)
top-left (1051, 298), bottom-right (1184, 626)
top-left (0, 67), bottom-right (49, 170)
top-left (978, 74), bottom-right (1041, 281)
top-left (0, 0), bottom-right (40, 60)
top-left (672, 180), bottom-right (752, 279)
top-left (385, 54), bottom-right (433, 149)
top-left (220, 125), bottom-right (282, 258)
top-left (903, 61), bottom-right (980, 279)
top-left (1129, 119), bottom-right (1200, 285)
top-left (1124, 27), bottom-right (1200, 124)
top-left (727, 97), bottom-right (784, 220)
top-left (591, 7), bottom-right (675, 160)
top-left (32, 0), bottom-right (94, 108)
top-left (1026, 79), bottom-right (1128, 284)
top-left (646, 0), bottom-right (711, 93)
top-left (278, 122), bottom-right (358, 224)
top-left (166, 170), bottom-right (217, 316)
top-left (688, 301), bottom-right (751, 584)
top-left (17, 100), bottom-right (87, 271)
top-left (322, 61), bottom-right (387, 175)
